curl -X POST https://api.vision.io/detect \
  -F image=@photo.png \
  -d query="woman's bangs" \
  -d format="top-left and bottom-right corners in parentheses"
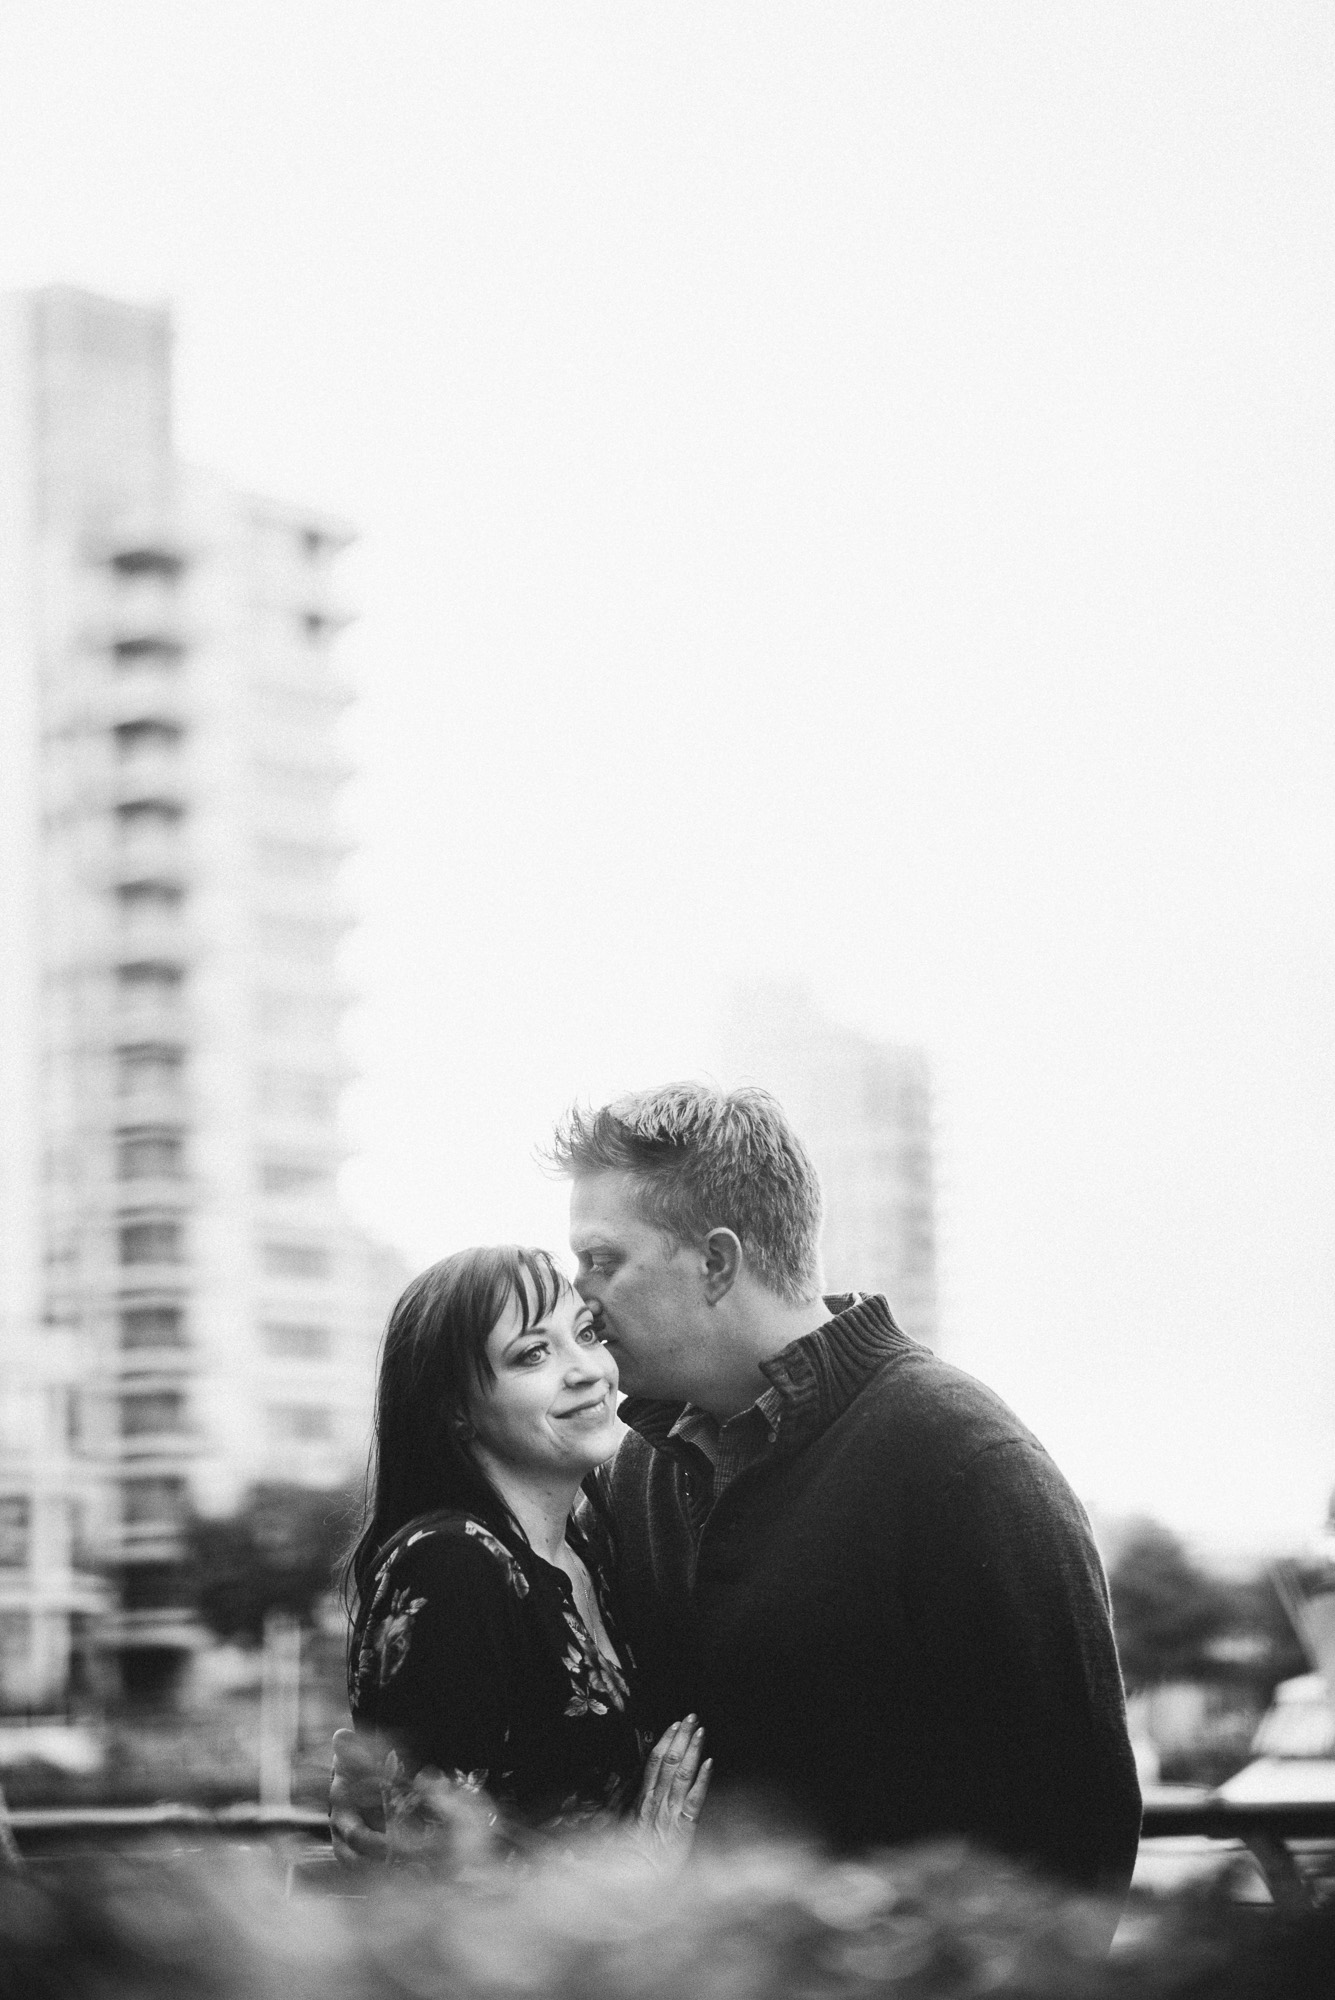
top-left (510, 1246), bottom-right (569, 1332)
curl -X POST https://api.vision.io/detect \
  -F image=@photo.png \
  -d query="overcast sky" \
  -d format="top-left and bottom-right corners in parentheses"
top-left (2, 2), bottom-right (1332, 1559)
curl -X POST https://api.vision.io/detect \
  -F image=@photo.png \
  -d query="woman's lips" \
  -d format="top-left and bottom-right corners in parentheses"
top-left (556, 1391), bottom-right (611, 1421)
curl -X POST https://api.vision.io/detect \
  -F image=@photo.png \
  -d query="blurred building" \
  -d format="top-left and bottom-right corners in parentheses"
top-left (0, 287), bottom-right (406, 1705)
top-left (719, 984), bottom-right (939, 1348)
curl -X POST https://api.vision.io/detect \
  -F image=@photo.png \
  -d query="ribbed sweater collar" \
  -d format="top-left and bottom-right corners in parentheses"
top-left (620, 1292), bottom-right (913, 1455)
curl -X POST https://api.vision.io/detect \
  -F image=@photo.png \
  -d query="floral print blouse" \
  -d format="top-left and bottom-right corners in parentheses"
top-left (350, 1507), bottom-right (648, 1830)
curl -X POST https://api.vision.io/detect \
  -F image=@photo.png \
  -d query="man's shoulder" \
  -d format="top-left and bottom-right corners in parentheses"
top-left (612, 1348), bottom-right (1048, 1488)
top-left (838, 1341), bottom-right (1056, 1487)
top-left (854, 1350), bottom-right (1104, 1560)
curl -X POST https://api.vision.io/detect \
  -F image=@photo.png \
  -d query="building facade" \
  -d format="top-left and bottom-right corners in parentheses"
top-left (719, 983), bottom-right (939, 1348)
top-left (0, 287), bottom-right (404, 1704)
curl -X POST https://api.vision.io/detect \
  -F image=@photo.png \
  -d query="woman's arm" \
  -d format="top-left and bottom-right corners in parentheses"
top-left (356, 1527), bottom-right (521, 1786)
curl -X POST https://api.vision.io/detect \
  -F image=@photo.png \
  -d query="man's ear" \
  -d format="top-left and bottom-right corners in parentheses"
top-left (701, 1228), bottom-right (743, 1304)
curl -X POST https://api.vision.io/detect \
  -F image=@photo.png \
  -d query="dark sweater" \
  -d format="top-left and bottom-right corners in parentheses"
top-left (599, 1294), bottom-right (1142, 1893)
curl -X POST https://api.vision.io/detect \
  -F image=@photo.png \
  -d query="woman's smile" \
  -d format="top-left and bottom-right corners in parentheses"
top-left (554, 1389), bottom-right (612, 1424)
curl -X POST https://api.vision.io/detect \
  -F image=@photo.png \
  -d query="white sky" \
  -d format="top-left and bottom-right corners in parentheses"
top-left (1, 2), bottom-right (1332, 1560)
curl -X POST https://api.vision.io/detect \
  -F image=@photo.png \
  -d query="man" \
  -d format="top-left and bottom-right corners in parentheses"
top-left (335, 1083), bottom-right (1141, 1894)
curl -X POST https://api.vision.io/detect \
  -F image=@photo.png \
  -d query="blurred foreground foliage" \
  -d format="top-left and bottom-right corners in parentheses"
top-left (188, 1482), bottom-right (360, 1644)
top-left (2, 1831), bottom-right (1333, 2000)
top-left (1107, 1520), bottom-right (1306, 1698)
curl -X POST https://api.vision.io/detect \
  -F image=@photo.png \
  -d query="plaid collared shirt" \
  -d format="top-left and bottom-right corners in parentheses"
top-left (666, 1383), bottom-right (785, 1527)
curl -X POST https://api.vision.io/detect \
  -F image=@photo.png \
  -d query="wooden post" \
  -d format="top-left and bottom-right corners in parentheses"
top-left (258, 1610), bottom-right (302, 1807)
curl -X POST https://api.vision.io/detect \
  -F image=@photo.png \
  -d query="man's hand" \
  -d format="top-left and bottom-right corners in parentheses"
top-left (632, 1715), bottom-right (711, 1864)
top-left (329, 1726), bottom-right (390, 1866)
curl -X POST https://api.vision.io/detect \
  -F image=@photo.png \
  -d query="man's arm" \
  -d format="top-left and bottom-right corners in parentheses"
top-left (909, 1439), bottom-right (1142, 1897)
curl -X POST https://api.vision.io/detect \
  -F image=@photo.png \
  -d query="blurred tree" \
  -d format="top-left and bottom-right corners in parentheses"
top-left (1108, 1519), bottom-right (1309, 1696)
top-left (1212, 1571), bottom-right (1309, 1696)
top-left (1108, 1519), bottom-right (1235, 1691)
top-left (189, 1483), bottom-right (358, 1645)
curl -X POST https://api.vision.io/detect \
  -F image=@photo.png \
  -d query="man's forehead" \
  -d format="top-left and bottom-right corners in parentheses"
top-left (568, 1170), bottom-right (652, 1247)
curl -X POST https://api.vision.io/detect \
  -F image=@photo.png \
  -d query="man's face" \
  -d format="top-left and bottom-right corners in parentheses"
top-left (568, 1170), bottom-right (707, 1403)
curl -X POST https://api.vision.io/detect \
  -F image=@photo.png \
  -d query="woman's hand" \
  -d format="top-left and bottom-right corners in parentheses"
top-left (382, 1753), bottom-right (498, 1875)
top-left (632, 1714), bottom-right (711, 1863)
top-left (329, 1728), bottom-right (496, 1874)
top-left (329, 1727), bottom-right (390, 1866)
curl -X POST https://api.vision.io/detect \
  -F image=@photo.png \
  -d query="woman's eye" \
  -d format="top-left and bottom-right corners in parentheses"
top-left (516, 1344), bottom-right (548, 1366)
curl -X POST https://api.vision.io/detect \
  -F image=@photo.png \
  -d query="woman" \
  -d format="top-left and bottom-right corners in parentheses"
top-left (345, 1244), bottom-right (709, 1847)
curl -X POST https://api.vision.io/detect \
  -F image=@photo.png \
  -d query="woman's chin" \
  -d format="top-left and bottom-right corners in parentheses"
top-left (578, 1412), bottom-right (627, 1468)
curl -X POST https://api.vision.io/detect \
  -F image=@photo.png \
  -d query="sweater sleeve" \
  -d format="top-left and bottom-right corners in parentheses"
top-left (908, 1439), bottom-right (1142, 1894)
top-left (354, 1529), bottom-right (522, 1785)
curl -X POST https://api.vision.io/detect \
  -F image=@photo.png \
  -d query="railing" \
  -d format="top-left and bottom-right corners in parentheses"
top-left (1139, 1797), bottom-right (1335, 1913)
top-left (3, 1801), bottom-right (326, 1866)
top-left (4, 1796), bottom-right (1334, 1910)
top-left (6, 1802), bottom-right (326, 1837)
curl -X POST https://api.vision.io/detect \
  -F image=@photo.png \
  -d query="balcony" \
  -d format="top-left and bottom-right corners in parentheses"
top-left (298, 602), bottom-right (356, 640)
top-left (116, 1343), bottom-right (191, 1381)
top-left (251, 655), bottom-right (355, 709)
top-left (108, 722), bottom-right (187, 798)
top-left (101, 1609), bottom-right (201, 1652)
top-left (256, 1144), bottom-right (347, 1208)
top-left (111, 1169), bottom-right (192, 1212)
top-left (107, 610), bottom-right (187, 656)
top-left (111, 823), bottom-right (192, 885)
top-left (114, 874), bottom-right (187, 915)
top-left (110, 1522), bottom-right (185, 1563)
top-left (116, 1301), bottom-right (190, 1364)
top-left (116, 1326), bottom-right (190, 1371)
top-left (111, 993), bottom-right (191, 1045)
top-left (115, 1429), bottom-right (194, 1464)
top-left (251, 753), bottom-right (355, 808)
top-left (106, 542), bottom-right (187, 583)
top-left (112, 1086), bottom-right (191, 1133)
top-left (112, 906), bottom-right (194, 965)
top-left (253, 830), bottom-right (353, 880)
top-left (254, 1106), bottom-right (344, 1147)
top-left (99, 677), bottom-right (192, 734)
top-left (252, 992), bottom-right (351, 1055)
top-left (252, 894), bottom-right (355, 944)
top-left (258, 1237), bottom-right (338, 1292)
top-left (114, 1259), bottom-right (190, 1301)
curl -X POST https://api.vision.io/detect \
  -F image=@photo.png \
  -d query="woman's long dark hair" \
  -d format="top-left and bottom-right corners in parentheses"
top-left (342, 1244), bottom-right (568, 1644)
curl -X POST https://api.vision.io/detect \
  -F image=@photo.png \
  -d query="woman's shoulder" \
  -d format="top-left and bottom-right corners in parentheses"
top-left (373, 1511), bottom-right (532, 1602)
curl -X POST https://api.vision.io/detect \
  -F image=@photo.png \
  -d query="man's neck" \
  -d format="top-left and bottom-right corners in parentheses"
top-left (690, 1290), bottom-right (834, 1422)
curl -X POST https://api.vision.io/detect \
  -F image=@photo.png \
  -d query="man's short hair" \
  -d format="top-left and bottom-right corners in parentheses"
top-left (549, 1082), bottom-right (823, 1304)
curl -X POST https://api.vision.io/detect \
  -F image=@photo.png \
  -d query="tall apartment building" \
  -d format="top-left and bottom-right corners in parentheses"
top-left (719, 983), bottom-right (939, 1348)
top-left (0, 287), bottom-right (405, 1704)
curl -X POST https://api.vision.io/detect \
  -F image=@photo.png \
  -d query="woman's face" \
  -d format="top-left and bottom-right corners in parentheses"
top-left (466, 1282), bottom-right (623, 1482)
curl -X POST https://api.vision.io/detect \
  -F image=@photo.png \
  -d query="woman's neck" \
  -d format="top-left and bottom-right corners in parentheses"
top-left (476, 1459), bottom-right (582, 1566)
